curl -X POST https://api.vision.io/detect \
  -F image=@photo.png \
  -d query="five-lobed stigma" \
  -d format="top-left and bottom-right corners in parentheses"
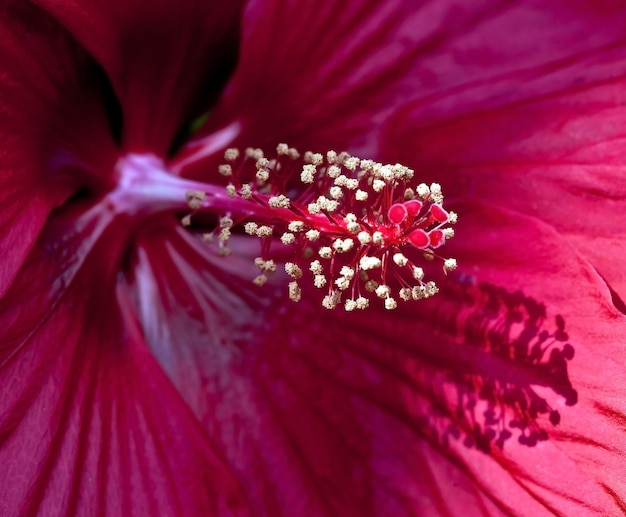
top-left (184, 144), bottom-right (458, 311)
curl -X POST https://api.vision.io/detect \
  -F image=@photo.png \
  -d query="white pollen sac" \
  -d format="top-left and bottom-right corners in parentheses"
top-left (305, 152), bottom-right (323, 165)
top-left (218, 228), bottom-right (231, 242)
top-left (246, 147), bottom-right (264, 160)
top-left (217, 246), bottom-right (231, 256)
top-left (224, 148), bottom-right (239, 161)
top-left (310, 260), bottom-right (323, 275)
top-left (186, 190), bottom-right (206, 210)
top-left (393, 253), bottom-right (408, 267)
top-left (384, 297), bottom-right (398, 310)
top-left (399, 288), bottom-right (413, 301)
top-left (404, 188), bottom-right (415, 200)
top-left (344, 213), bottom-right (357, 223)
top-left (357, 231), bottom-right (372, 245)
top-left (319, 246), bottom-right (332, 259)
top-left (316, 196), bottom-right (338, 212)
top-left (220, 216), bottom-right (233, 228)
top-left (372, 232), bottom-right (384, 246)
top-left (327, 150), bottom-right (338, 164)
top-left (280, 232), bottom-right (296, 245)
top-left (344, 299), bottom-right (357, 312)
top-left (301, 164), bottom-right (316, 184)
top-left (442, 228), bottom-right (455, 239)
top-left (307, 202), bottom-right (321, 214)
top-left (276, 143), bottom-right (289, 155)
top-left (379, 165), bottom-right (393, 181)
top-left (244, 222), bottom-right (258, 235)
top-left (226, 184), bottom-right (236, 198)
top-left (372, 179), bottom-right (386, 192)
top-left (306, 229), bottom-right (320, 241)
top-left (329, 186), bottom-right (343, 199)
top-left (285, 262), bottom-right (303, 279)
top-left (448, 211), bottom-right (458, 224)
top-left (429, 183), bottom-right (443, 203)
top-left (375, 285), bottom-right (390, 299)
top-left (416, 183), bottom-right (430, 200)
top-left (335, 276), bottom-right (351, 291)
top-left (253, 274), bottom-right (268, 286)
top-left (256, 158), bottom-right (270, 169)
top-left (288, 221), bottom-right (305, 232)
top-left (359, 159), bottom-right (373, 171)
top-left (256, 169), bottom-right (270, 183)
top-left (344, 156), bottom-right (360, 171)
top-left (327, 165), bottom-right (341, 178)
top-left (347, 222), bottom-right (360, 233)
top-left (322, 291), bottom-right (341, 310)
top-left (345, 179), bottom-right (359, 190)
top-left (269, 194), bottom-right (290, 208)
top-left (355, 296), bottom-right (369, 310)
top-left (412, 266), bottom-right (425, 281)
top-left (288, 281), bottom-right (302, 302)
top-left (359, 256), bottom-right (381, 270)
top-left (339, 266), bottom-right (355, 279)
top-left (241, 184), bottom-right (253, 199)
top-left (333, 238), bottom-right (354, 253)
top-left (334, 175), bottom-right (348, 187)
top-left (314, 274), bottom-right (327, 288)
top-left (255, 225), bottom-right (273, 238)
top-left (443, 258), bottom-right (458, 274)
top-left (288, 148), bottom-right (300, 160)
top-left (355, 189), bottom-right (368, 201)
top-left (218, 164), bottom-right (232, 176)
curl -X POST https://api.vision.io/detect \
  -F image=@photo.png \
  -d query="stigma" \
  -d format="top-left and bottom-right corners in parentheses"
top-left (184, 144), bottom-right (458, 311)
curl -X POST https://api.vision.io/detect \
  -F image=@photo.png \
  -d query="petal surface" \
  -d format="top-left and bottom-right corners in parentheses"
top-left (176, 0), bottom-right (502, 178)
top-left (378, 1), bottom-right (626, 304)
top-left (128, 200), bottom-right (626, 515)
top-left (35, 0), bottom-right (245, 154)
top-left (0, 1), bottom-right (115, 296)
top-left (0, 207), bottom-right (249, 516)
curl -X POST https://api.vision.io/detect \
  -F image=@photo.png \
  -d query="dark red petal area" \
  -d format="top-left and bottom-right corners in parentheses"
top-left (177, 0), bottom-right (483, 178)
top-left (35, 0), bottom-right (245, 155)
top-left (378, 1), bottom-right (626, 306)
top-left (0, 213), bottom-right (249, 516)
top-left (0, 1), bottom-right (115, 297)
top-left (129, 200), bottom-right (626, 515)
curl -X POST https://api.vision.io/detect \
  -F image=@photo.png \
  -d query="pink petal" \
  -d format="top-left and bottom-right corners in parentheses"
top-left (177, 0), bottom-right (486, 178)
top-left (0, 210), bottom-right (249, 516)
top-left (378, 1), bottom-right (626, 304)
top-left (124, 199), bottom-right (626, 515)
top-left (35, 0), bottom-right (245, 154)
top-left (0, 1), bottom-right (116, 296)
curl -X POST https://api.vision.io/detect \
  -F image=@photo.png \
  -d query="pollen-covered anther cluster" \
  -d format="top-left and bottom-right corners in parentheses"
top-left (205, 144), bottom-right (458, 310)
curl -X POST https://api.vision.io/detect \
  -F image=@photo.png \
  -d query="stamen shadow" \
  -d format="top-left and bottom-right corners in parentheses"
top-left (422, 276), bottom-right (577, 453)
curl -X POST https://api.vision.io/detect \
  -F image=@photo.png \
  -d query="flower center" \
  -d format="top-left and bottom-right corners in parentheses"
top-left (106, 148), bottom-right (457, 311)
top-left (182, 145), bottom-right (458, 311)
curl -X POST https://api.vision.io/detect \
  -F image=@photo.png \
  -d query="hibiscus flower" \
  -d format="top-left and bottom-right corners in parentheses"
top-left (1, 0), bottom-right (626, 516)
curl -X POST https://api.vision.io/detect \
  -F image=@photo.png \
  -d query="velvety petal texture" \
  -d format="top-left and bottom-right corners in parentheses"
top-left (378, 0), bottom-right (626, 304)
top-left (35, 0), bottom-right (245, 154)
top-left (0, 0), bottom-right (115, 296)
top-left (0, 207), bottom-right (249, 516)
top-left (2, 0), bottom-right (626, 516)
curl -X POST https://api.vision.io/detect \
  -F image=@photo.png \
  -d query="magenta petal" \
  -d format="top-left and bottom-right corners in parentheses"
top-left (0, 218), bottom-right (248, 516)
top-left (378, 2), bottom-right (626, 303)
top-left (35, 0), bottom-right (246, 154)
top-left (0, 1), bottom-right (115, 296)
top-left (178, 0), bottom-right (492, 178)
top-left (125, 198), bottom-right (626, 514)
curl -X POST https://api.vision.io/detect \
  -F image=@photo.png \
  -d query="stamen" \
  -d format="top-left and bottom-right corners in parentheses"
top-left (181, 144), bottom-right (458, 310)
